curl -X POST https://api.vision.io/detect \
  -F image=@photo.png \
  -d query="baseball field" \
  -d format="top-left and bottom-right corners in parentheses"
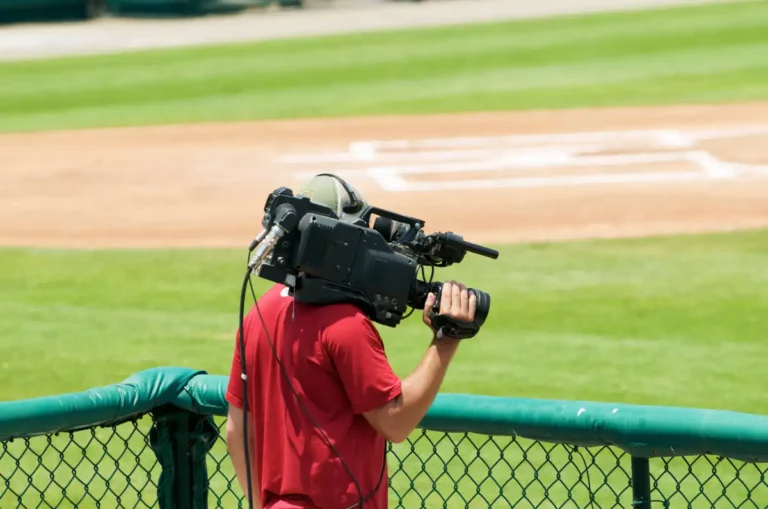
top-left (2, 0), bottom-right (768, 506)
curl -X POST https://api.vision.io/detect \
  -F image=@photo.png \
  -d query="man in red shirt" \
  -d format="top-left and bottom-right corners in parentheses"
top-left (225, 174), bottom-right (478, 509)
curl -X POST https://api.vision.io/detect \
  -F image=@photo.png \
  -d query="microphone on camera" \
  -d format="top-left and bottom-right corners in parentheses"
top-left (248, 203), bottom-right (300, 270)
top-left (248, 224), bottom-right (285, 270)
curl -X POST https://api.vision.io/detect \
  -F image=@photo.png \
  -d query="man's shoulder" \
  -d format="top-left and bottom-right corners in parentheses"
top-left (257, 284), bottom-right (301, 308)
top-left (262, 283), bottom-right (290, 300)
top-left (319, 303), bottom-right (384, 349)
top-left (246, 284), bottom-right (293, 321)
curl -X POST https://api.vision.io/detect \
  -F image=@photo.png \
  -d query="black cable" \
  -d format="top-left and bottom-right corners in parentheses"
top-left (565, 445), bottom-right (669, 507)
top-left (565, 445), bottom-right (595, 509)
top-left (239, 270), bottom-right (387, 509)
top-left (237, 267), bottom-right (256, 509)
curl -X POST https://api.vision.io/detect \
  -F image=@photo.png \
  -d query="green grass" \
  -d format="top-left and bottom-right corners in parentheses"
top-left (2, 228), bottom-right (768, 506)
top-left (3, 229), bottom-right (768, 411)
top-left (2, 0), bottom-right (768, 132)
top-left (2, 229), bottom-right (768, 507)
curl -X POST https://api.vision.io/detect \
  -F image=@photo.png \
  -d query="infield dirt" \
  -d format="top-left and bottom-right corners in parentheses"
top-left (2, 101), bottom-right (768, 249)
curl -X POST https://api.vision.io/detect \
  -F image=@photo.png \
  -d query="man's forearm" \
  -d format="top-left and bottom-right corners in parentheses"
top-left (227, 421), bottom-right (261, 508)
top-left (384, 337), bottom-right (460, 442)
top-left (229, 442), bottom-right (250, 501)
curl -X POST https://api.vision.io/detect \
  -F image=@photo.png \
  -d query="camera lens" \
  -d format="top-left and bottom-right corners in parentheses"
top-left (408, 281), bottom-right (491, 328)
top-left (470, 289), bottom-right (491, 327)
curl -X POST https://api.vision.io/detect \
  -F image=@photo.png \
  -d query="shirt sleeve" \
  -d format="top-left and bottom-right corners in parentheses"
top-left (225, 328), bottom-right (245, 409)
top-left (324, 311), bottom-right (402, 415)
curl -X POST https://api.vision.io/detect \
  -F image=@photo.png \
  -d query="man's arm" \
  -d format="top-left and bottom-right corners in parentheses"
top-left (226, 405), bottom-right (261, 509)
top-left (224, 327), bottom-right (261, 508)
top-left (364, 281), bottom-right (477, 444)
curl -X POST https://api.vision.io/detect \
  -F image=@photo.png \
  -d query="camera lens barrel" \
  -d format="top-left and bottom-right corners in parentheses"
top-left (471, 289), bottom-right (491, 326)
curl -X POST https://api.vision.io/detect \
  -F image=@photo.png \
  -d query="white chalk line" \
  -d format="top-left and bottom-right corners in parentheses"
top-left (684, 125), bottom-right (768, 142)
top-left (355, 128), bottom-right (674, 151)
top-left (367, 167), bottom-right (409, 192)
top-left (658, 130), bottom-right (693, 148)
top-left (282, 124), bottom-right (768, 191)
top-left (384, 171), bottom-right (707, 192)
top-left (281, 128), bottom-right (693, 164)
top-left (349, 141), bottom-right (377, 162)
top-left (375, 151), bottom-right (702, 175)
top-left (282, 124), bottom-right (768, 167)
top-left (729, 162), bottom-right (768, 175)
top-left (349, 125), bottom-right (768, 151)
top-left (294, 151), bottom-right (704, 180)
top-left (281, 144), bottom-right (612, 165)
top-left (290, 149), bottom-right (703, 178)
top-left (684, 151), bottom-right (736, 179)
top-left (378, 151), bottom-right (738, 190)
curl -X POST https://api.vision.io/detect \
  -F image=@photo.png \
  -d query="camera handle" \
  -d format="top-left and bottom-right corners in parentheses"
top-left (422, 284), bottom-right (486, 340)
top-left (428, 311), bottom-right (482, 340)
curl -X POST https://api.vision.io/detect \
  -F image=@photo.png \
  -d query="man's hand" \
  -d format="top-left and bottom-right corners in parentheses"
top-left (423, 281), bottom-right (478, 340)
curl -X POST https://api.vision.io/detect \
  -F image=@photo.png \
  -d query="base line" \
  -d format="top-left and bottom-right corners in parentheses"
top-left (356, 125), bottom-right (768, 151)
top-left (388, 171), bottom-right (707, 192)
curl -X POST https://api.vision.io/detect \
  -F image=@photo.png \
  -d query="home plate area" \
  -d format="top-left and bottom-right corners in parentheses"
top-left (282, 125), bottom-right (768, 192)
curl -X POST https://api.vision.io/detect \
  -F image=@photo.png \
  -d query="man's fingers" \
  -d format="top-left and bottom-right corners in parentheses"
top-left (436, 282), bottom-right (477, 322)
top-left (424, 292), bottom-right (436, 312)
top-left (468, 291), bottom-right (477, 321)
top-left (422, 292), bottom-right (436, 324)
top-left (450, 282), bottom-right (462, 316)
top-left (440, 282), bottom-right (453, 315)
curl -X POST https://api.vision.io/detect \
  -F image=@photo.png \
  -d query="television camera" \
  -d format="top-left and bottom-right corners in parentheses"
top-left (246, 186), bottom-right (499, 335)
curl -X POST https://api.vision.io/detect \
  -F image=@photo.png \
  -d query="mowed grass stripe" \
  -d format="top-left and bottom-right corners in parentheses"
top-left (1, 0), bottom-right (767, 131)
top-left (1, 228), bottom-right (767, 416)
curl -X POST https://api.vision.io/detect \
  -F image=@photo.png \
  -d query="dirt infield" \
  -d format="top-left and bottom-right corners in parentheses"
top-left (2, 101), bottom-right (768, 249)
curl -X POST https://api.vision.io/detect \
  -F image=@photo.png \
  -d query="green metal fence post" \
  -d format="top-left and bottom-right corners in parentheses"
top-left (149, 404), bottom-right (219, 509)
top-left (631, 456), bottom-right (652, 509)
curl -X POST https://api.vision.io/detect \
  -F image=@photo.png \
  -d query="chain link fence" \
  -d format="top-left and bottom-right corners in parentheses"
top-left (4, 410), bottom-right (768, 508)
top-left (1, 414), bottom-right (158, 508)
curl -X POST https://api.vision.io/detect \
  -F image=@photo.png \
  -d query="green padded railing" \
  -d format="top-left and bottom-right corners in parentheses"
top-left (2, 367), bottom-right (768, 508)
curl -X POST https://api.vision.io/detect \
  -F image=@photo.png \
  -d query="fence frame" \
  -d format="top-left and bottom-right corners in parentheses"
top-left (2, 366), bottom-right (768, 507)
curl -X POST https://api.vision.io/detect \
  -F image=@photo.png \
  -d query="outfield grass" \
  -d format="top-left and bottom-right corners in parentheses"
top-left (2, 228), bottom-right (767, 412)
top-left (1, 0), bottom-right (768, 132)
top-left (2, 229), bottom-right (768, 507)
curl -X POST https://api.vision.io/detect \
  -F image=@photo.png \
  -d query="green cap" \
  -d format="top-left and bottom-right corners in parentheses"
top-left (295, 173), bottom-right (368, 222)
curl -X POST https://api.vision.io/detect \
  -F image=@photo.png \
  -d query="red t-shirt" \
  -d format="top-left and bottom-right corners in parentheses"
top-left (226, 283), bottom-right (402, 509)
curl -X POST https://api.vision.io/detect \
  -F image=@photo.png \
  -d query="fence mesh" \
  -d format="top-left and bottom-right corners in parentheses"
top-left (3, 412), bottom-right (768, 508)
top-left (0, 414), bottom-right (160, 509)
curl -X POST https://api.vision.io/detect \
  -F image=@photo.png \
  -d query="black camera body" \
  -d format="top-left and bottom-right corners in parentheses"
top-left (252, 186), bottom-right (498, 334)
